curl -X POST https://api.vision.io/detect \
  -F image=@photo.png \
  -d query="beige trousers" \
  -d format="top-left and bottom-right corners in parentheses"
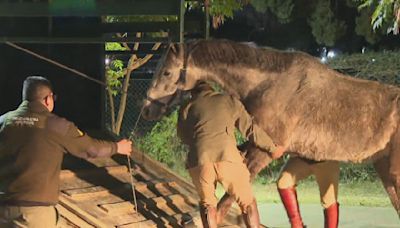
top-left (189, 161), bottom-right (254, 211)
top-left (0, 205), bottom-right (58, 228)
top-left (277, 157), bottom-right (340, 208)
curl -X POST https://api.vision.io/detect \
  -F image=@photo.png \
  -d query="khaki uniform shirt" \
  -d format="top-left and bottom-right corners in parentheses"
top-left (177, 90), bottom-right (277, 169)
top-left (0, 101), bottom-right (117, 206)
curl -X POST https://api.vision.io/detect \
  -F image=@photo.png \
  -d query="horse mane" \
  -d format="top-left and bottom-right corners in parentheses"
top-left (187, 39), bottom-right (305, 73)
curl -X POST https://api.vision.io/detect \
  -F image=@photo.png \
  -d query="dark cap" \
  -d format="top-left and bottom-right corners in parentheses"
top-left (192, 81), bottom-right (213, 94)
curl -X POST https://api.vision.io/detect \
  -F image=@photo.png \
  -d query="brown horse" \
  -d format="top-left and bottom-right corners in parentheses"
top-left (142, 39), bottom-right (400, 217)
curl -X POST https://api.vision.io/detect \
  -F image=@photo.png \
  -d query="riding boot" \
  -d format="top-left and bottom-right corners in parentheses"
top-left (242, 200), bottom-right (261, 228)
top-left (216, 193), bottom-right (236, 224)
top-left (278, 187), bottom-right (305, 228)
top-left (199, 205), bottom-right (217, 228)
top-left (324, 202), bottom-right (339, 228)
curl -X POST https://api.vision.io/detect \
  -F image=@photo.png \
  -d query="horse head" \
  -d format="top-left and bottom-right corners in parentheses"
top-left (142, 43), bottom-right (198, 120)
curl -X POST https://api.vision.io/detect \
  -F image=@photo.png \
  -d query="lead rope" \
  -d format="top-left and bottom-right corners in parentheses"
top-left (6, 41), bottom-right (143, 217)
top-left (5, 42), bottom-right (106, 86)
top-left (128, 105), bottom-right (145, 214)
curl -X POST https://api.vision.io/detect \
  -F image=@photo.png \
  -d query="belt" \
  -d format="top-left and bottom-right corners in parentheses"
top-left (0, 200), bottom-right (54, 207)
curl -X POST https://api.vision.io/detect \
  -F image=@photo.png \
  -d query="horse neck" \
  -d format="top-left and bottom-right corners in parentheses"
top-left (190, 65), bottom-right (266, 100)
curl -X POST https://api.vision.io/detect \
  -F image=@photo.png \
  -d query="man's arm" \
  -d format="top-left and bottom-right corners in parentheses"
top-left (230, 96), bottom-right (283, 157)
top-left (62, 122), bottom-right (132, 159)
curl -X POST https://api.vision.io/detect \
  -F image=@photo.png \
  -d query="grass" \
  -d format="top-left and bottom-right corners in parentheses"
top-left (216, 179), bottom-right (392, 207)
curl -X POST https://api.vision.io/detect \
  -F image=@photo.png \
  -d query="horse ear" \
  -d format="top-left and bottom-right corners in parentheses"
top-left (170, 43), bottom-right (178, 54)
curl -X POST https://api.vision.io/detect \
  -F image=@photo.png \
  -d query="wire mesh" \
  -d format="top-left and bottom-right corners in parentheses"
top-left (104, 78), bottom-right (157, 138)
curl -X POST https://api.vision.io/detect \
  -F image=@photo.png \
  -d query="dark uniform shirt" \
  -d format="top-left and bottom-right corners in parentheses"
top-left (177, 89), bottom-right (277, 169)
top-left (0, 101), bottom-right (117, 206)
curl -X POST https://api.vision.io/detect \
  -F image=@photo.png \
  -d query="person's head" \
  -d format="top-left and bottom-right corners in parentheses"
top-left (22, 76), bottom-right (56, 112)
top-left (191, 81), bottom-right (213, 96)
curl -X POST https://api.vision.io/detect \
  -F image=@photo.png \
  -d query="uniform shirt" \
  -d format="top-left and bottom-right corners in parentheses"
top-left (0, 101), bottom-right (117, 206)
top-left (177, 89), bottom-right (277, 169)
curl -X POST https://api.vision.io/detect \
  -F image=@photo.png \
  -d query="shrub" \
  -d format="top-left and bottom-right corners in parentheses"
top-left (132, 109), bottom-right (189, 178)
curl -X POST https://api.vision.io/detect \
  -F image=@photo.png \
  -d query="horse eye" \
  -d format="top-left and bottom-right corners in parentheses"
top-left (163, 71), bottom-right (171, 77)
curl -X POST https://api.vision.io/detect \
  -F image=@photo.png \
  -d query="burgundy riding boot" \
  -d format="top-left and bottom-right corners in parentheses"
top-left (216, 193), bottom-right (236, 224)
top-left (200, 205), bottom-right (217, 228)
top-left (324, 202), bottom-right (339, 228)
top-left (242, 200), bottom-right (261, 228)
top-left (278, 187), bottom-right (305, 228)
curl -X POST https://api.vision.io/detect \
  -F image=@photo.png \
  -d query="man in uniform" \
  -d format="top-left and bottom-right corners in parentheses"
top-left (177, 81), bottom-right (285, 228)
top-left (277, 157), bottom-right (340, 228)
top-left (0, 76), bottom-right (133, 228)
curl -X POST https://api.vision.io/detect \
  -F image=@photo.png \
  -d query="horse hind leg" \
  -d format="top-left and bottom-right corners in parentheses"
top-left (373, 156), bottom-right (400, 216)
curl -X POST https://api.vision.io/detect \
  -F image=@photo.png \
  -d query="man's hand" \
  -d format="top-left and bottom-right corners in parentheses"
top-left (244, 144), bottom-right (273, 181)
top-left (271, 146), bottom-right (285, 160)
top-left (116, 139), bottom-right (133, 156)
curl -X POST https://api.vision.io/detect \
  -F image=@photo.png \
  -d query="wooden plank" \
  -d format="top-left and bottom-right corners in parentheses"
top-left (178, 0), bottom-right (185, 43)
top-left (132, 151), bottom-right (198, 197)
top-left (2, 21), bottom-right (177, 36)
top-left (0, 36), bottom-right (168, 44)
top-left (58, 195), bottom-right (110, 228)
top-left (135, 181), bottom-right (178, 198)
top-left (102, 22), bottom-right (177, 33)
top-left (56, 204), bottom-right (95, 228)
top-left (0, 0), bottom-right (181, 17)
top-left (98, 201), bottom-right (135, 215)
top-left (63, 186), bottom-right (110, 200)
top-left (105, 49), bottom-right (164, 55)
top-left (117, 219), bottom-right (157, 228)
top-left (62, 180), bottom-right (178, 200)
top-left (60, 165), bottom-right (128, 179)
top-left (101, 212), bottom-right (148, 226)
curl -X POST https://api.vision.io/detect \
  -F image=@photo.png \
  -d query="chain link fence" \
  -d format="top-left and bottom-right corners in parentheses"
top-left (104, 78), bottom-right (157, 138)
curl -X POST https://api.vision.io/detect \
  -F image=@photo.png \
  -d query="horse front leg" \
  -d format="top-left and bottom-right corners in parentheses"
top-left (374, 156), bottom-right (400, 216)
top-left (216, 144), bottom-right (273, 224)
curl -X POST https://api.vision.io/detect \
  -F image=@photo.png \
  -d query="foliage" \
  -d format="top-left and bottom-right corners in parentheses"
top-left (242, 180), bottom-right (390, 206)
top-left (105, 43), bottom-right (127, 96)
top-left (251, 0), bottom-right (294, 23)
top-left (308, 0), bottom-right (347, 46)
top-left (355, 8), bottom-right (383, 44)
top-left (339, 163), bottom-right (377, 182)
top-left (356, 0), bottom-right (400, 34)
top-left (208, 0), bottom-right (243, 19)
top-left (104, 15), bottom-right (163, 135)
top-left (187, 0), bottom-right (249, 28)
top-left (133, 109), bottom-right (189, 177)
top-left (326, 50), bottom-right (400, 85)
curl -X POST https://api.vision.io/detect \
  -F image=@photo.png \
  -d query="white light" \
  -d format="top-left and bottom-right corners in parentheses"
top-left (105, 58), bottom-right (110, 65)
top-left (371, 58), bottom-right (376, 62)
top-left (321, 57), bottom-right (327, 63)
top-left (327, 50), bottom-right (336, 58)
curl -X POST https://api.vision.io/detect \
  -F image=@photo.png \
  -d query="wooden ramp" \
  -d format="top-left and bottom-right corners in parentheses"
top-left (56, 150), bottom-right (243, 227)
